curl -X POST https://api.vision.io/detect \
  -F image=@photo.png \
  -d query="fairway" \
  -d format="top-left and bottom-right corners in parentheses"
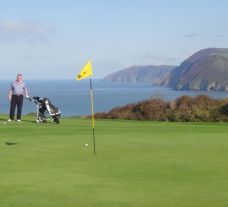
top-left (1, 116), bottom-right (228, 207)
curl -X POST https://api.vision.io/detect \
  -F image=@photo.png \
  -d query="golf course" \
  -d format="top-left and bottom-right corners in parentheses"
top-left (1, 116), bottom-right (228, 207)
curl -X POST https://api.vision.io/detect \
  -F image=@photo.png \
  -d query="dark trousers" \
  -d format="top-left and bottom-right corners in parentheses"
top-left (10, 95), bottom-right (24, 120)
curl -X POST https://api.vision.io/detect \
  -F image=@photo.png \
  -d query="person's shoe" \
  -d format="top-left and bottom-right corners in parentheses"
top-left (8, 119), bottom-right (12, 122)
top-left (17, 119), bottom-right (21, 122)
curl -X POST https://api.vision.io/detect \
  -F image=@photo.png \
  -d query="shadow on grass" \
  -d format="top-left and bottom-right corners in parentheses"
top-left (5, 142), bottom-right (18, 145)
top-left (19, 119), bottom-right (37, 123)
top-left (0, 118), bottom-right (36, 123)
top-left (0, 116), bottom-right (58, 124)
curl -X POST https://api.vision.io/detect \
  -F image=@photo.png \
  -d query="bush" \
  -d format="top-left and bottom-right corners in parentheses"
top-left (94, 95), bottom-right (228, 122)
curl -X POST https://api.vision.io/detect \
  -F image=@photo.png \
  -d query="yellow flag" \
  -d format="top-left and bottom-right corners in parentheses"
top-left (76, 60), bottom-right (93, 80)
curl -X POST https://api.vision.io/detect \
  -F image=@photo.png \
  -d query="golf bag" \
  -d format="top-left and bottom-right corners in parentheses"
top-left (28, 96), bottom-right (61, 124)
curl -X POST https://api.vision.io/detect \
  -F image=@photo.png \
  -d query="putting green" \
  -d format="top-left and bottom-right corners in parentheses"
top-left (0, 116), bottom-right (228, 207)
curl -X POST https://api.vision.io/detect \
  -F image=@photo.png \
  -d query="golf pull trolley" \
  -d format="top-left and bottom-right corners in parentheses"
top-left (26, 96), bottom-right (61, 124)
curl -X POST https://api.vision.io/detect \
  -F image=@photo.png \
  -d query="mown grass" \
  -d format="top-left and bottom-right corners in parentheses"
top-left (0, 115), bottom-right (228, 207)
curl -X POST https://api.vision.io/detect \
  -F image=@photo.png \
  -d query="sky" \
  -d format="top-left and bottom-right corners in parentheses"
top-left (0, 0), bottom-right (228, 79)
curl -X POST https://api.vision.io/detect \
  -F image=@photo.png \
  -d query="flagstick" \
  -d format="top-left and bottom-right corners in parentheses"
top-left (90, 78), bottom-right (96, 155)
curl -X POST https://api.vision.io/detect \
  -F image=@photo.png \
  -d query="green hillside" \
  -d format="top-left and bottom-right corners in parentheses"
top-left (168, 48), bottom-right (228, 91)
top-left (1, 116), bottom-right (228, 207)
top-left (103, 65), bottom-right (175, 84)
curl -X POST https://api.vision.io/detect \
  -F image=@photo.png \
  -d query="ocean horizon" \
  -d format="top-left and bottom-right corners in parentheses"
top-left (0, 79), bottom-right (228, 117)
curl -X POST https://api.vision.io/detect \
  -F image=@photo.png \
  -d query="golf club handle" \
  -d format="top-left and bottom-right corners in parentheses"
top-left (25, 96), bottom-right (32, 102)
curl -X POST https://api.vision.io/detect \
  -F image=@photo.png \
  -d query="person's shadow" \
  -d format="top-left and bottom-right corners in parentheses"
top-left (18, 119), bottom-right (37, 123)
top-left (0, 117), bottom-right (36, 123)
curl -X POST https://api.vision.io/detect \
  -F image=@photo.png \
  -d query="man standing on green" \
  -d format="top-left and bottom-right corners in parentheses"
top-left (8, 74), bottom-right (29, 122)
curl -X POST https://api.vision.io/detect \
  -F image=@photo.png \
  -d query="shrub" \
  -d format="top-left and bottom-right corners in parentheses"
top-left (93, 95), bottom-right (228, 122)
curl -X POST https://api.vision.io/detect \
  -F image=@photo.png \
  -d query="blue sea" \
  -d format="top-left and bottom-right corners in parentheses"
top-left (0, 80), bottom-right (228, 117)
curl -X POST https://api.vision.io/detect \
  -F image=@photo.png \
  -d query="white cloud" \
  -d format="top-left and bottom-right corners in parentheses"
top-left (180, 33), bottom-right (226, 40)
top-left (0, 21), bottom-right (53, 42)
top-left (180, 33), bottom-right (201, 38)
top-left (214, 34), bottom-right (225, 39)
top-left (139, 52), bottom-right (182, 65)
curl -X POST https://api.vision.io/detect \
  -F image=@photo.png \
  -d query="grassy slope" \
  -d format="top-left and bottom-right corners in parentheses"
top-left (0, 116), bottom-right (228, 207)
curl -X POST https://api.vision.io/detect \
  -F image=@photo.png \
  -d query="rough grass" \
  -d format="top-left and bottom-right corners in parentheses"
top-left (0, 115), bottom-right (228, 207)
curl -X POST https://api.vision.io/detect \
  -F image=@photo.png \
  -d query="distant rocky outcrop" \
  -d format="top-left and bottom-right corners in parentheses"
top-left (103, 65), bottom-right (176, 85)
top-left (104, 48), bottom-right (228, 91)
top-left (166, 48), bottom-right (228, 91)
